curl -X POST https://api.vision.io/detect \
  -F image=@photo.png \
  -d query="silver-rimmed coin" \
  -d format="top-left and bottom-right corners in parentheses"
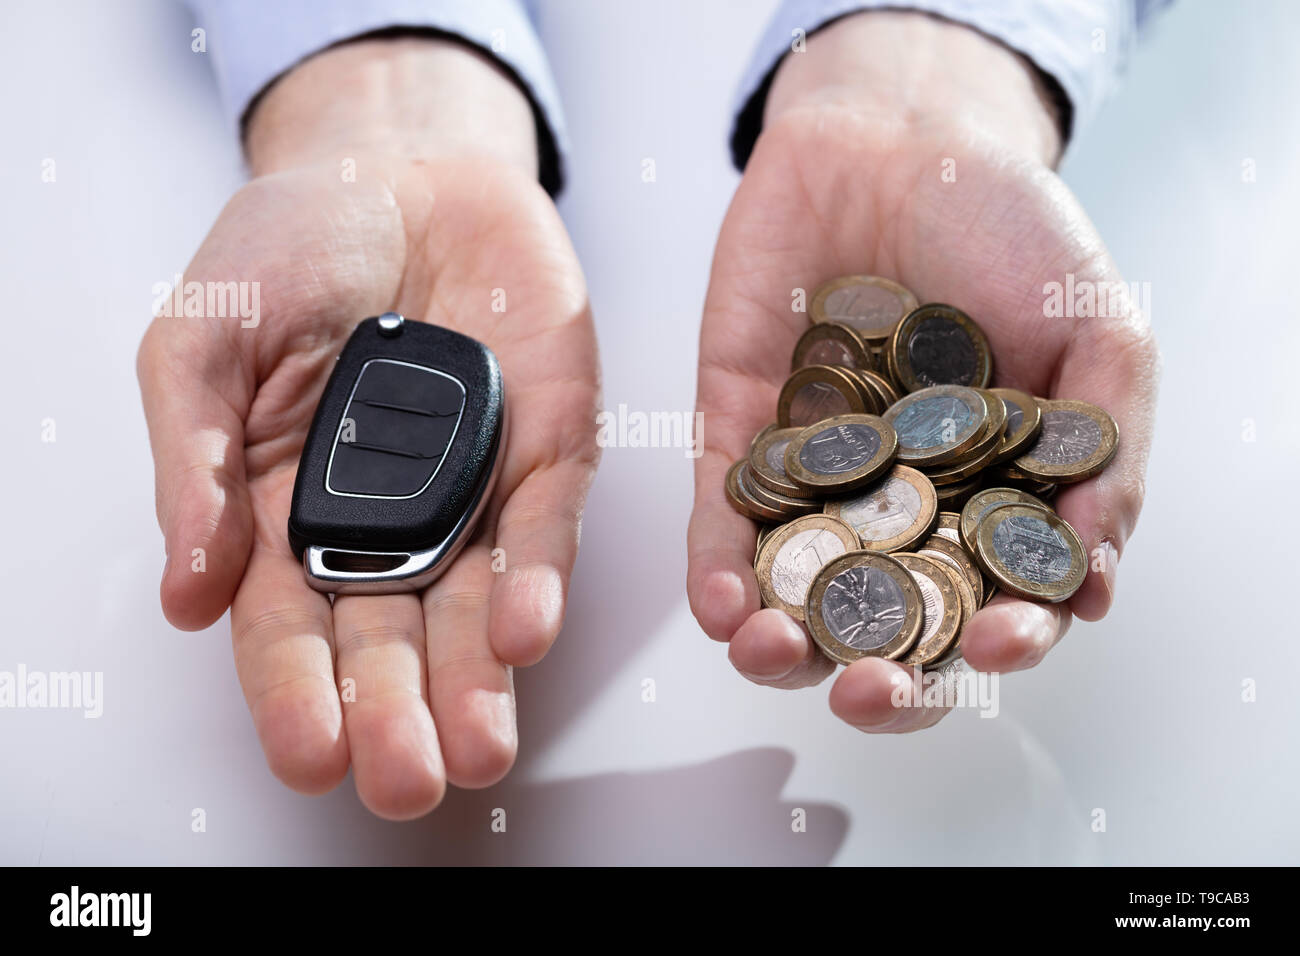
top-left (883, 385), bottom-right (988, 467)
top-left (754, 515), bottom-right (861, 619)
top-left (805, 550), bottom-right (923, 663)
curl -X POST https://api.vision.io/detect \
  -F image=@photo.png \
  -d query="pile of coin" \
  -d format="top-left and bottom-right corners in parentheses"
top-left (727, 275), bottom-right (1118, 670)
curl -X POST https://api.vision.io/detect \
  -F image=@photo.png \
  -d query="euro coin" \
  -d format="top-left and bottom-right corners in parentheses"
top-left (973, 502), bottom-right (1087, 603)
top-left (1013, 399), bottom-right (1119, 483)
top-left (894, 553), bottom-right (963, 667)
top-left (888, 303), bottom-right (993, 392)
top-left (988, 387), bottom-right (1042, 463)
top-left (805, 550), bottom-right (924, 663)
top-left (917, 533), bottom-right (984, 608)
top-left (933, 512), bottom-right (961, 543)
top-left (754, 514), bottom-right (861, 619)
top-left (810, 275), bottom-right (919, 344)
top-left (783, 414), bottom-right (898, 494)
top-left (725, 459), bottom-right (816, 522)
top-left (824, 463), bottom-right (937, 552)
top-left (934, 475), bottom-right (981, 513)
top-left (883, 385), bottom-right (988, 466)
top-left (749, 426), bottom-right (817, 499)
top-left (960, 486), bottom-right (1051, 553)
top-left (791, 322), bottom-right (875, 372)
top-left (777, 365), bottom-right (870, 428)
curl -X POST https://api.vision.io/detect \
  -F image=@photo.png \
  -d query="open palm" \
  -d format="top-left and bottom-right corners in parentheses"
top-left (138, 155), bottom-right (600, 816)
top-left (688, 106), bottom-right (1158, 731)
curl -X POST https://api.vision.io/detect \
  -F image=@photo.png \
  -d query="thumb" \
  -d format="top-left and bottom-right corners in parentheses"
top-left (137, 318), bottom-right (254, 630)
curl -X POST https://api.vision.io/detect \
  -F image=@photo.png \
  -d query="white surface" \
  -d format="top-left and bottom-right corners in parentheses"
top-left (1, 0), bottom-right (1297, 865)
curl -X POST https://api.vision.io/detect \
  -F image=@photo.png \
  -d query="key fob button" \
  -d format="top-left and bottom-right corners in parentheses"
top-left (327, 360), bottom-right (466, 497)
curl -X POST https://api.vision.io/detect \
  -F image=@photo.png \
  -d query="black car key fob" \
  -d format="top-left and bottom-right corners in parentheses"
top-left (288, 313), bottom-right (506, 594)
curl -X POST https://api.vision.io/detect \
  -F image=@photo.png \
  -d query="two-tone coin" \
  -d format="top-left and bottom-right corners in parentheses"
top-left (810, 276), bottom-right (919, 344)
top-left (973, 502), bottom-right (1087, 603)
top-left (725, 459), bottom-right (818, 522)
top-left (748, 426), bottom-right (817, 498)
top-left (924, 387), bottom-right (1007, 475)
top-left (917, 534), bottom-right (984, 608)
top-left (934, 476), bottom-right (981, 513)
top-left (988, 387), bottom-right (1042, 463)
top-left (1013, 399), bottom-right (1119, 483)
top-left (960, 486), bottom-right (1051, 553)
top-left (804, 550), bottom-right (923, 663)
top-left (755, 515), bottom-right (861, 619)
top-left (777, 365), bottom-right (870, 428)
top-left (791, 322), bottom-right (874, 372)
top-left (933, 512), bottom-right (962, 543)
top-left (783, 414), bottom-right (898, 494)
top-left (894, 553), bottom-right (963, 667)
top-left (883, 385), bottom-right (989, 466)
top-left (888, 304), bottom-right (993, 392)
top-left (824, 464), bottom-right (937, 552)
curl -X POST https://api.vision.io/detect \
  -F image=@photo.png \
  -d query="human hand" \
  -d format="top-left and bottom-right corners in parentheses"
top-left (687, 12), bottom-right (1158, 731)
top-left (137, 39), bottom-right (600, 817)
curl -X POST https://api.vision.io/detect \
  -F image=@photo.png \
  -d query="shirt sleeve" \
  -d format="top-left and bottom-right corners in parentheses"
top-left (183, 0), bottom-right (567, 195)
top-left (730, 0), bottom-right (1174, 170)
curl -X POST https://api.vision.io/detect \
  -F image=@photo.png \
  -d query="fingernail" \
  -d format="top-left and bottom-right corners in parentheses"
top-left (1097, 538), bottom-right (1119, 606)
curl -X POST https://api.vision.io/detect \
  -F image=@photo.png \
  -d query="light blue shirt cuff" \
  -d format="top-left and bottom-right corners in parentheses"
top-left (732, 0), bottom-right (1172, 169)
top-left (184, 0), bottom-right (567, 194)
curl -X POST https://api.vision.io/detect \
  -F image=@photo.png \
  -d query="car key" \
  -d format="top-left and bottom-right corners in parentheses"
top-left (288, 312), bottom-right (506, 594)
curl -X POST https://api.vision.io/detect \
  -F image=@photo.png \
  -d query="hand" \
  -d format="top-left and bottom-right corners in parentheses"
top-left (687, 12), bottom-right (1158, 732)
top-left (137, 40), bottom-right (600, 817)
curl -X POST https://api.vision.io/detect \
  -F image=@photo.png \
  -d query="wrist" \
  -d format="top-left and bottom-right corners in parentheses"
top-left (244, 36), bottom-right (539, 178)
top-left (764, 11), bottom-right (1063, 166)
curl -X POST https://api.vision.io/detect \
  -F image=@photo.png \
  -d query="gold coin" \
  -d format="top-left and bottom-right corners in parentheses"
top-left (934, 476), bottom-right (981, 513)
top-left (804, 550), bottom-right (924, 663)
top-left (725, 460), bottom-right (815, 522)
top-left (824, 463), bottom-right (937, 552)
top-left (810, 275), bottom-right (919, 344)
top-left (933, 512), bottom-right (961, 543)
top-left (783, 414), bottom-right (898, 494)
top-left (883, 385), bottom-right (989, 467)
top-left (791, 322), bottom-right (875, 372)
top-left (894, 553), bottom-right (963, 667)
top-left (1013, 399), bottom-right (1118, 483)
top-left (988, 387), bottom-right (1042, 464)
top-left (887, 303), bottom-right (993, 392)
top-left (973, 502), bottom-right (1087, 603)
top-left (776, 365), bottom-right (870, 428)
top-left (917, 534), bottom-right (984, 608)
top-left (754, 515), bottom-right (861, 619)
top-left (856, 368), bottom-right (901, 411)
top-left (749, 426), bottom-right (818, 498)
top-left (923, 438), bottom-right (1003, 486)
top-left (936, 387), bottom-right (1007, 466)
top-left (755, 523), bottom-right (777, 560)
top-left (960, 486), bottom-right (1051, 554)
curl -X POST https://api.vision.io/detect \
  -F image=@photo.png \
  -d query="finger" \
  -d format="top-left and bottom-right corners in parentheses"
top-left (332, 593), bottom-right (445, 820)
top-left (487, 458), bottom-right (593, 667)
top-left (728, 608), bottom-right (835, 688)
top-left (137, 319), bottom-right (253, 630)
top-left (959, 593), bottom-right (1072, 673)
top-left (829, 658), bottom-right (952, 733)
top-left (230, 545), bottom-right (348, 794)
top-left (686, 361), bottom-right (775, 642)
top-left (422, 543), bottom-right (517, 789)
top-left (1051, 314), bottom-right (1161, 622)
